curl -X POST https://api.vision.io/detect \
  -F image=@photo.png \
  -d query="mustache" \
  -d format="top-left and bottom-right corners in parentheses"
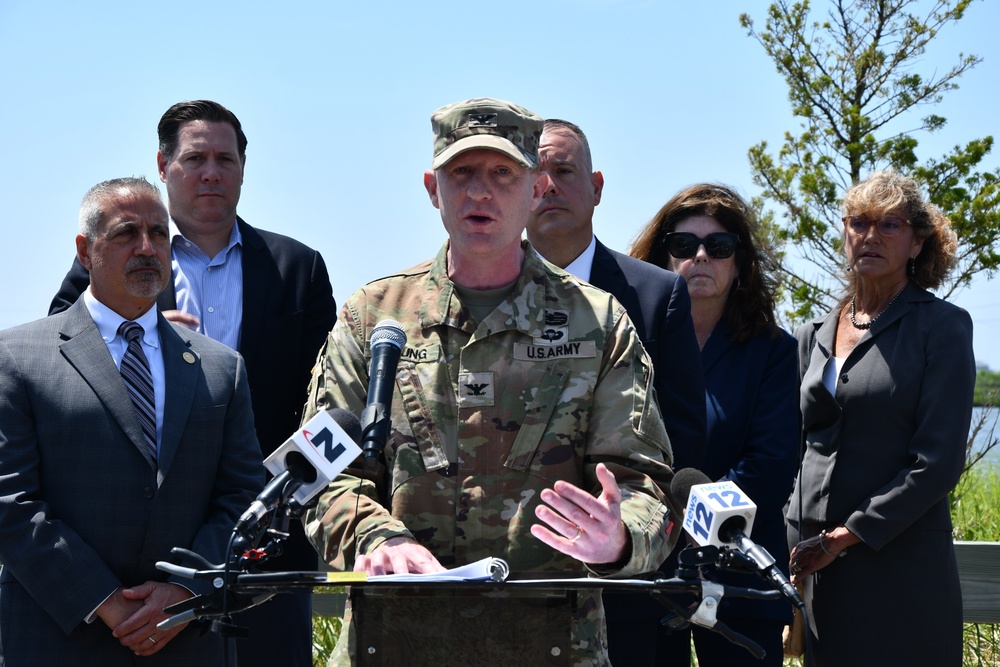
top-left (125, 257), bottom-right (164, 273)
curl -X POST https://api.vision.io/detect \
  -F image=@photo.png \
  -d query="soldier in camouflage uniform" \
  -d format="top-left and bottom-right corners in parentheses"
top-left (303, 98), bottom-right (681, 666)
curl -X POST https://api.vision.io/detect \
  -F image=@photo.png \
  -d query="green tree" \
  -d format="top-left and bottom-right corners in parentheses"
top-left (740, 0), bottom-right (1000, 321)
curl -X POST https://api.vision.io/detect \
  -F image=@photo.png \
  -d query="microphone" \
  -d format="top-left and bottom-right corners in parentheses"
top-left (672, 469), bottom-right (803, 608)
top-left (236, 408), bottom-right (362, 534)
top-left (360, 320), bottom-right (406, 466)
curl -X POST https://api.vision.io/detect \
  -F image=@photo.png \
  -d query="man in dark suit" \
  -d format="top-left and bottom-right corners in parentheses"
top-left (526, 119), bottom-right (707, 664)
top-left (0, 177), bottom-right (265, 665)
top-left (526, 119), bottom-right (705, 469)
top-left (48, 101), bottom-right (337, 667)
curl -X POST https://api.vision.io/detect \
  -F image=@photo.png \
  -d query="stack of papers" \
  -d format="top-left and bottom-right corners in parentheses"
top-left (369, 557), bottom-right (510, 583)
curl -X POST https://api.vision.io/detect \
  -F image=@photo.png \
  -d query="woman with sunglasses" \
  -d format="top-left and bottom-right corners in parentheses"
top-left (630, 183), bottom-right (799, 666)
top-left (786, 171), bottom-right (974, 666)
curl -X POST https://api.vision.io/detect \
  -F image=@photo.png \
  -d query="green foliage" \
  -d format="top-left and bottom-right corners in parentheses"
top-left (952, 461), bottom-right (1000, 540)
top-left (953, 466), bottom-right (1000, 665)
top-left (312, 613), bottom-right (341, 667)
top-left (311, 585), bottom-right (344, 667)
top-left (976, 369), bottom-right (1000, 406)
top-left (965, 623), bottom-right (1000, 667)
top-left (740, 0), bottom-right (999, 323)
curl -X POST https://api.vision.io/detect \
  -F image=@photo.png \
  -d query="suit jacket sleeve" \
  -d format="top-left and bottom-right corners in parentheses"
top-left (303, 250), bottom-right (337, 363)
top-left (0, 336), bottom-right (122, 632)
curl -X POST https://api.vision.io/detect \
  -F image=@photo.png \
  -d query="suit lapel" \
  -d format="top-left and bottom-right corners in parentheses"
top-left (803, 310), bottom-right (842, 416)
top-left (838, 285), bottom-right (918, 365)
top-left (238, 218), bottom-right (268, 360)
top-left (589, 239), bottom-right (651, 345)
top-left (863, 282), bottom-right (920, 339)
top-left (157, 316), bottom-right (198, 479)
top-left (58, 301), bottom-right (157, 469)
top-left (588, 239), bottom-right (626, 295)
top-left (700, 319), bottom-right (732, 374)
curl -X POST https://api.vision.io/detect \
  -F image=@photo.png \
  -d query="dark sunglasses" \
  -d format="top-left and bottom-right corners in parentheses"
top-left (664, 232), bottom-right (740, 259)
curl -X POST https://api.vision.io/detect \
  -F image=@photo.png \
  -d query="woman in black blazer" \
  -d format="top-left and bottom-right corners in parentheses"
top-left (787, 171), bottom-right (975, 666)
top-left (631, 184), bottom-right (800, 666)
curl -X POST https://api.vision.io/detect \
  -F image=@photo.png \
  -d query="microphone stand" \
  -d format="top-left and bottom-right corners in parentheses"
top-left (157, 539), bottom-right (792, 664)
top-left (650, 544), bottom-right (792, 660)
top-left (156, 496), bottom-right (314, 667)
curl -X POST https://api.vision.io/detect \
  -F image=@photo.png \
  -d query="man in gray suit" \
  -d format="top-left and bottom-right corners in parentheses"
top-left (0, 177), bottom-right (265, 665)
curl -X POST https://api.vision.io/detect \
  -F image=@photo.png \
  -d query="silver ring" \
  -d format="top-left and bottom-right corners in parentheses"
top-left (569, 525), bottom-right (583, 543)
top-left (148, 637), bottom-right (157, 645)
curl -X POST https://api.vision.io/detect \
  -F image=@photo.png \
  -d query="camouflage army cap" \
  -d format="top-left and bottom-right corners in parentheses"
top-left (430, 98), bottom-right (543, 169)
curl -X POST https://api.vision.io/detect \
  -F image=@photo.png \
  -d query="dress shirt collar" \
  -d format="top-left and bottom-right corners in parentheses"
top-left (537, 235), bottom-right (596, 283)
top-left (170, 218), bottom-right (243, 261)
top-left (83, 289), bottom-right (161, 350)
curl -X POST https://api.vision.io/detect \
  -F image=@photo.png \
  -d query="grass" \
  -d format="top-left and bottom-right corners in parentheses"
top-left (955, 463), bottom-right (1000, 667)
top-left (312, 585), bottom-right (343, 667)
top-left (953, 463), bottom-right (1000, 541)
top-left (313, 614), bottom-right (340, 667)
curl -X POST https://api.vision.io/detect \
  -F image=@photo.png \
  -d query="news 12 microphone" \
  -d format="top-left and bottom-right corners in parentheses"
top-left (672, 469), bottom-right (803, 608)
top-left (235, 408), bottom-right (362, 534)
top-left (360, 319), bottom-right (406, 466)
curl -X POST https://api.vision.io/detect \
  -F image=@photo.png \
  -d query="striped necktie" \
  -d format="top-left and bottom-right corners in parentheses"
top-left (118, 321), bottom-right (157, 463)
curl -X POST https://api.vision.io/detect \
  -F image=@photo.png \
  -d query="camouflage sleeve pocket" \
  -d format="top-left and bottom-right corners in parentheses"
top-left (631, 343), bottom-right (672, 464)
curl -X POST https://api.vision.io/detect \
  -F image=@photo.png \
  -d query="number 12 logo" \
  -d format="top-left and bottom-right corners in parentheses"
top-left (708, 490), bottom-right (749, 509)
top-left (689, 501), bottom-right (714, 540)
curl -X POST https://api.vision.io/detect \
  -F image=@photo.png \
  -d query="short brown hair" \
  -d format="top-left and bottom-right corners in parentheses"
top-left (158, 100), bottom-right (247, 161)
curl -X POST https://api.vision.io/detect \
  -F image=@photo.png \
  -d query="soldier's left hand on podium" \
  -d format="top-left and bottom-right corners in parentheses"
top-left (531, 462), bottom-right (628, 565)
top-left (355, 536), bottom-right (448, 575)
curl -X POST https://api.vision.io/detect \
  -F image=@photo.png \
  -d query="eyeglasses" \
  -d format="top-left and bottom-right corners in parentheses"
top-left (843, 215), bottom-right (911, 237)
top-left (663, 232), bottom-right (740, 259)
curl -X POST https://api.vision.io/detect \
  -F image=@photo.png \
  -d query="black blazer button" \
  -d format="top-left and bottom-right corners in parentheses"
top-left (143, 487), bottom-right (154, 498)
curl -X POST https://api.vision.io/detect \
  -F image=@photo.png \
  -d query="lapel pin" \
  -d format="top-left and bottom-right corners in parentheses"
top-left (182, 351), bottom-right (196, 364)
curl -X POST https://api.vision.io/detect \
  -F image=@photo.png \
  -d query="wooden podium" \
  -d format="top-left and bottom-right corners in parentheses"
top-left (352, 583), bottom-right (577, 666)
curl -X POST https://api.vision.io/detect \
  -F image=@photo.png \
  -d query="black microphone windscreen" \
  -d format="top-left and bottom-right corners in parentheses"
top-left (328, 407), bottom-right (362, 445)
top-left (670, 468), bottom-right (712, 507)
top-left (718, 515), bottom-right (748, 542)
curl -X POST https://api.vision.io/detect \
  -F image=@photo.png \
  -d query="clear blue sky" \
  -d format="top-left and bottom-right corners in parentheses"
top-left (1, 0), bottom-right (997, 367)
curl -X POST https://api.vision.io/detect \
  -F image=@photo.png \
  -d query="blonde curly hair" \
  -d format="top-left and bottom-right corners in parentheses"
top-left (842, 170), bottom-right (958, 290)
